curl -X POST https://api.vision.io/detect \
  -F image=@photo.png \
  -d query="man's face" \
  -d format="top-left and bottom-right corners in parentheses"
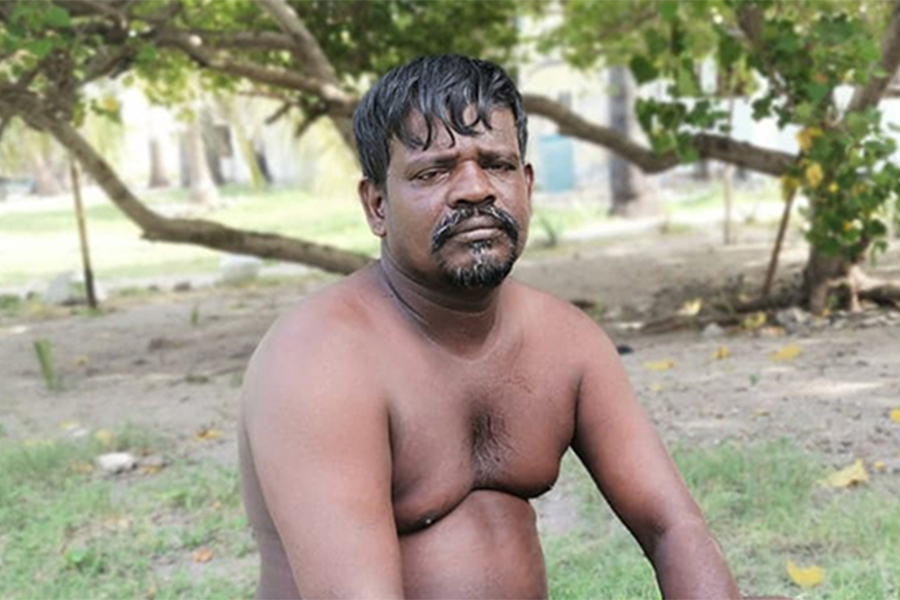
top-left (362, 108), bottom-right (533, 290)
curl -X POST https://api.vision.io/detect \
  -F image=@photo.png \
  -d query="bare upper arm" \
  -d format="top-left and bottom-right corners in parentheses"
top-left (242, 312), bottom-right (403, 598)
top-left (570, 318), bottom-right (704, 554)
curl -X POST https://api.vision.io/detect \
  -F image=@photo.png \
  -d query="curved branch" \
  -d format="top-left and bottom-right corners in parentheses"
top-left (155, 29), bottom-right (356, 113)
top-left (22, 103), bottom-right (370, 275)
top-left (847, 1), bottom-right (900, 112)
top-left (523, 93), bottom-right (794, 176)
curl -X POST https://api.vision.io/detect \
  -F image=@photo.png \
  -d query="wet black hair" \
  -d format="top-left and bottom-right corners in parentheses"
top-left (353, 54), bottom-right (528, 187)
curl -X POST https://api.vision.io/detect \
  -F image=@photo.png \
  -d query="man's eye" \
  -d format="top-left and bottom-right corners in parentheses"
top-left (416, 169), bottom-right (443, 181)
top-left (488, 162), bottom-right (515, 171)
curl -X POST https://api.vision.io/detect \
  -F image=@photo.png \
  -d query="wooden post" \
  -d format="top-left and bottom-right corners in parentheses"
top-left (70, 157), bottom-right (98, 309)
top-left (760, 187), bottom-right (797, 301)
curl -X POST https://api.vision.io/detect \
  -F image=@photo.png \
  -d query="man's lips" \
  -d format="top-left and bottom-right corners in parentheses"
top-left (449, 217), bottom-right (505, 237)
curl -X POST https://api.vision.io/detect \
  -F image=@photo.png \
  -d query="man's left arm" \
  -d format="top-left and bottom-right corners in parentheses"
top-left (571, 324), bottom-right (740, 599)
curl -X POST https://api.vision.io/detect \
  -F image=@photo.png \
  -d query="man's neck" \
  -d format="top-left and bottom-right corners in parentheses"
top-left (375, 255), bottom-right (505, 357)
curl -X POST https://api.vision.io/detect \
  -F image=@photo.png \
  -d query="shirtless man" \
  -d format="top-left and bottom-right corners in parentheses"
top-left (239, 54), bottom-right (742, 599)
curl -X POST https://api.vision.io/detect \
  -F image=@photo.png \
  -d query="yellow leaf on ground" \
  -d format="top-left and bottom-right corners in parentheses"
top-left (873, 461), bottom-right (886, 472)
top-left (678, 298), bottom-right (703, 316)
top-left (741, 312), bottom-right (767, 331)
top-left (889, 408), bottom-right (900, 423)
top-left (643, 360), bottom-right (674, 372)
top-left (650, 383), bottom-right (665, 393)
top-left (195, 428), bottom-right (223, 441)
top-left (192, 548), bottom-right (214, 563)
top-left (787, 560), bottom-right (825, 588)
top-left (95, 430), bottom-right (114, 448)
top-left (771, 344), bottom-right (801, 362)
top-left (712, 346), bottom-right (730, 360)
top-left (140, 465), bottom-right (163, 475)
top-left (825, 459), bottom-right (868, 488)
top-left (71, 460), bottom-right (94, 474)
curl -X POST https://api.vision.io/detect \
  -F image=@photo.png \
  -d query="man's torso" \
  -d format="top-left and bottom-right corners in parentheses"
top-left (241, 266), bottom-right (589, 598)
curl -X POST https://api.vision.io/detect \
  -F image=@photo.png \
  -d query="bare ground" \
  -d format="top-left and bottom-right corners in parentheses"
top-left (2, 227), bottom-right (900, 536)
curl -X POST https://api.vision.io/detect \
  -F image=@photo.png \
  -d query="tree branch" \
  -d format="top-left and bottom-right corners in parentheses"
top-left (254, 0), bottom-right (356, 150)
top-left (847, 1), bottom-right (900, 112)
top-left (16, 98), bottom-right (370, 275)
top-left (255, 0), bottom-right (339, 83)
top-left (523, 94), bottom-right (793, 176)
top-left (155, 28), bottom-right (355, 113)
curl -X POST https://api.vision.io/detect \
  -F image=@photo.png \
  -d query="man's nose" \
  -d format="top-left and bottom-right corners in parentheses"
top-left (450, 161), bottom-right (495, 207)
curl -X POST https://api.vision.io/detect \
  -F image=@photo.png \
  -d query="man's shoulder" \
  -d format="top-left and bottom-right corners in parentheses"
top-left (508, 278), bottom-right (605, 336)
top-left (241, 268), bottom-right (388, 429)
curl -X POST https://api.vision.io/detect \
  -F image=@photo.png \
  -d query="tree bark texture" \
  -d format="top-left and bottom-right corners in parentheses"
top-left (607, 66), bottom-right (656, 218)
top-left (148, 137), bottom-right (170, 188)
top-left (185, 118), bottom-right (219, 205)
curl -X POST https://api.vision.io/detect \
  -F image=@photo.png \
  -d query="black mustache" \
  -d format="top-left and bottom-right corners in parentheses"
top-left (431, 205), bottom-right (520, 252)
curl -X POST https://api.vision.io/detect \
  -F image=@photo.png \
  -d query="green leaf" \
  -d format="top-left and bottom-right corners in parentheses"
top-left (658, 0), bottom-right (678, 22)
top-left (43, 5), bottom-right (72, 28)
top-left (629, 55), bottom-right (658, 84)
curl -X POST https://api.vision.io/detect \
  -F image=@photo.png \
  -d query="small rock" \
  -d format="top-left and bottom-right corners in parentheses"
top-left (775, 307), bottom-right (810, 331)
top-left (96, 452), bottom-right (137, 474)
top-left (44, 271), bottom-right (76, 305)
top-left (173, 281), bottom-right (192, 292)
top-left (219, 255), bottom-right (263, 284)
top-left (702, 323), bottom-right (724, 338)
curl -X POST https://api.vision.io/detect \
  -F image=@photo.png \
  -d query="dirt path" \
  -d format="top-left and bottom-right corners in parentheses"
top-left (3, 229), bottom-right (900, 477)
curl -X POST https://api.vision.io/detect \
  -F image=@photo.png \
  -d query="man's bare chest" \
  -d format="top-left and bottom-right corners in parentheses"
top-left (384, 352), bottom-right (578, 533)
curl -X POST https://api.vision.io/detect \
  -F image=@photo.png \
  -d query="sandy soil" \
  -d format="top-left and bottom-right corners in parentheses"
top-left (2, 227), bottom-right (900, 531)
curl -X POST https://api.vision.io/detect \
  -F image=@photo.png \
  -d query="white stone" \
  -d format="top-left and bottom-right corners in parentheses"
top-left (44, 271), bottom-right (76, 305)
top-left (96, 452), bottom-right (137, 474)
top-left (702, 323), bottom-right (724, 338)
top-left (219, 254), bottom-right (263, 284)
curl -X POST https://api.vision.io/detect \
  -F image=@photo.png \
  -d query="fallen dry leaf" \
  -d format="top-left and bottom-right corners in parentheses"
top-left (194, 428), bottom-right (224, 441)
top-left (712, 346), bottom-right (730, 360)
top-left (889, 408), bottom-right (900, 423)
top-left (786, 560), bottom-right (825, 588)
top-left (752, 408), bottom-right (770, 418)
top-left (140, 465), bottom-right (163, 475)
top-left (71, 460), bottom-right (94, 474)
top-left (873, 461), bottom-right (886, 472)
top-left (95, 430), bottom-right (114, 448)
top-left (771, 344), bottom-right (801, 362)
top-left (650, 382), bottom-right (665, 393)
top-left (75, 355), bottom-right (89, 367)
top-left (192, 548), bottom-right (214, 563)
top-left (824, 459), bottom-right (868, 488)
top-left (741, 312), bottom-right (767, 331)
top-left (678, 298), bottom-right (703, 317)
top-left (58, 421), bottom-right (80, 431)
top-left (644, 360), bottom-right (674, 372)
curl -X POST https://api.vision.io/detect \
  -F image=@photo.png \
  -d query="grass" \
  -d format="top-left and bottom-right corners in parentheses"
top-left (2, 429), bottom-right (897, 599)
top-left (0, 428), bottom-right (255, 599)
top-left (544, 440), bottom-right (900, 599)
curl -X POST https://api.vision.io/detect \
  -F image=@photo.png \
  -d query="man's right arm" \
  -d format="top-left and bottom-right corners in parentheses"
top-left (242, 316), bottom-right (404, 598)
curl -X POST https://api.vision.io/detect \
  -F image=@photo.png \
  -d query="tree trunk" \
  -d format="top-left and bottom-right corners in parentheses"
top-left (148, 137), bottom-right (170, 188)
top-left (607, 66), bottom-right (656, 217)
top-left (186, 119), bottom-right (219, 205)
top-left (30, 147), bottom-right (65, 196)
top-left (803, 247), bottom-right (857, 315)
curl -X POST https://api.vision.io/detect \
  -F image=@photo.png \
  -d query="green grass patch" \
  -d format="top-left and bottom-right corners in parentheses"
top-left (545, 440), bottom-right (900, 599)
top-left (0, 429), bottom-right (255, 599)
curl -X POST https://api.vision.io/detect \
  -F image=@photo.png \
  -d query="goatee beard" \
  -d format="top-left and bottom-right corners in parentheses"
top-left (431, 205), bottom-right (520, 290)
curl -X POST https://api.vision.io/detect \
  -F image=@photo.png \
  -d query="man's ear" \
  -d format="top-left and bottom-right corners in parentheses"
top-left (523, 162), bottom-right (535, 205)
top-left (359, 179), bottom-right (387, 238)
